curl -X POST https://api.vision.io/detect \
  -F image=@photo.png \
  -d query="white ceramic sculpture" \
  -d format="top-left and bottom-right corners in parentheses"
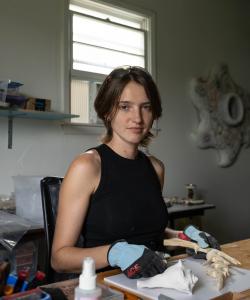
top-left (190, 63), bottom-right (250, 167)
top-left (137, 260), bottom-right (198, 294)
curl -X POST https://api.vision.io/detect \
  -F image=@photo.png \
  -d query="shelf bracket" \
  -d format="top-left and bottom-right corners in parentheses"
top-left (8, 116), bottom-right (13, 149)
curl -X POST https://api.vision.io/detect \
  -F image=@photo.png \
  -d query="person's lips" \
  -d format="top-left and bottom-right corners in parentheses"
top-left (128, 127), bottom-right (144, 133)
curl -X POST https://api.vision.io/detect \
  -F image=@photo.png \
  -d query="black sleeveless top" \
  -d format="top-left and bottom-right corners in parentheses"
top-left (81, 144), bottom-right (168, 251)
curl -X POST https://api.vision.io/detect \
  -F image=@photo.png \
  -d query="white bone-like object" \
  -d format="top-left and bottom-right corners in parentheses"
top-left (137, 260), bottom-right (198, 294)
top-left (210, 262), bottom-right (230, 277)
top-left (206, 268), bottom-right (224, 290)
top-left (163, 238), bottom-right (241, 290)
top-left (163, 238), bottom-right (241, 265)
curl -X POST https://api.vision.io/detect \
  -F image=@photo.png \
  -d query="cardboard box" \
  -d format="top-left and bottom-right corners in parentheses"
top-left (25, 98), bottom-right (51, 111)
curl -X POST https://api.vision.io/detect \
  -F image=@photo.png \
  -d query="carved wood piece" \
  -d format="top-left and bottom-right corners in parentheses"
top-left (163, 238), bottom-right (241, 265)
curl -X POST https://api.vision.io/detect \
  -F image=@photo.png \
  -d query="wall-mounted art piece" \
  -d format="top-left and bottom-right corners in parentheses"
top-left (190, 64), bottom-right (250, 167)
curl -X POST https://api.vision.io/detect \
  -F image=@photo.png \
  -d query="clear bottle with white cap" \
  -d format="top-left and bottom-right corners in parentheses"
top-left (74, 257), bottom-right (102, 300)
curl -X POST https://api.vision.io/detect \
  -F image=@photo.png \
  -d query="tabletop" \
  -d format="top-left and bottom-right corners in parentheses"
top-left (42, 238), bottom-right (250, 300)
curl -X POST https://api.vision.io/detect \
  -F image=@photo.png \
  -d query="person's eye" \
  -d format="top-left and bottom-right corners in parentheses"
top-left (143, 104), bottom-right (152, 111)
top-left (119, 104), bottom-right (130, 111)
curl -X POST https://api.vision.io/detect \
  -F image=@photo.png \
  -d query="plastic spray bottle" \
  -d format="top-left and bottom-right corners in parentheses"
top-left (74, 257), bottom-right (102, 300)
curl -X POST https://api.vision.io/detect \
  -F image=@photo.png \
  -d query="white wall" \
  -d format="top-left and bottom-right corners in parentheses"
top-left (0, 0), bottom-right (250, 243)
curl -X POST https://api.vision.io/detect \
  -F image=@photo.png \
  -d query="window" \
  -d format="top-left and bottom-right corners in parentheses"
top-left (68, 0), bottom-right (154, 124)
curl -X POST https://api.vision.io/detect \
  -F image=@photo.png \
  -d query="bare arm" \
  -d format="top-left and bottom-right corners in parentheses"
top-left (51, 151), bottom-right (110, 273)
top-left (149, 155), bottom-right (182, 238)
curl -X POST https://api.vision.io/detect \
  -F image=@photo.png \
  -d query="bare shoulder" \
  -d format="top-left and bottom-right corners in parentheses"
top-left (148, 155), bottom-right (165, 173)
top-left (148, 155), bottom-right (165, 189)
top-left (69, 149), bottom-right (100, 174)
top-left (63, 149), bottom-right (101, 193)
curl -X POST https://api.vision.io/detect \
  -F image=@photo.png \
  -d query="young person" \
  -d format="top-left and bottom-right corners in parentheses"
top-left (51, 66), bottom-right (219, 279)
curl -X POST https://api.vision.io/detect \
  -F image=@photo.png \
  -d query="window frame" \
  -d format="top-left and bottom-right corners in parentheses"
top-left (65, 0), bottom-right (156, 126)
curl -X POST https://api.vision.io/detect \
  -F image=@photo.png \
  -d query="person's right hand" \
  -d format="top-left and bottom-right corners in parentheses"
top-left (107, 240), bottom-right (167, 279)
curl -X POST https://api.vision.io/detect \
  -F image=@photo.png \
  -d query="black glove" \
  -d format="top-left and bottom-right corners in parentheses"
top-left (107, 240), bottom-right (167, 279)
top-left (184, 225), bottom-right (220, 259)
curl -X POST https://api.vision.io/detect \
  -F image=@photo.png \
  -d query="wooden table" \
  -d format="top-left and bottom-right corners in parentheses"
top-left (42, 238), bottom-right (250, 300)
top-left (221, 238), bottom-right (250, 270)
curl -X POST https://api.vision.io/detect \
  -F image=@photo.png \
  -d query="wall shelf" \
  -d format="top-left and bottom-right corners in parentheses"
top-left (0, 108), bottom-right (79, 149)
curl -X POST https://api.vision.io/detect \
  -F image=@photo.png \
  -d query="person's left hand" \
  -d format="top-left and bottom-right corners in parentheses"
top-left (182, 225), bottom-right (220, 259)
top-left (183, 225), bottom-right (220, 249)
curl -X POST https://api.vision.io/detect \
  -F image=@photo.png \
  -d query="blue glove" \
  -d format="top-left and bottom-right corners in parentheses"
top-left (184, 225), bottom-right (209, 248)
top-left (107, 240), bottom-right (167, 279)
top-left (184, 225), bottom-right (220, 259)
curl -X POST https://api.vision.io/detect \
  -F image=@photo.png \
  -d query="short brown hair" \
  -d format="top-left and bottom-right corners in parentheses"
top-left (94, 66), bottom-right (162, 146)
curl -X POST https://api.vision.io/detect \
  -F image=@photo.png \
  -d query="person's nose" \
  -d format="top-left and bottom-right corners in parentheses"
top-left (132, 107), bottom-right (143, 124)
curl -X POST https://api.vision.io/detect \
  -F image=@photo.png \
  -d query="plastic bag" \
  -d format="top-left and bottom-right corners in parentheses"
top-left (13, 176), bottom-right (44, 226)
top-left (0, 211), bottom-right (31, 251)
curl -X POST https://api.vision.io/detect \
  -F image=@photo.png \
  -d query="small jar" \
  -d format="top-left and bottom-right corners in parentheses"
top-left (186, 184), bottom-right (196, 199)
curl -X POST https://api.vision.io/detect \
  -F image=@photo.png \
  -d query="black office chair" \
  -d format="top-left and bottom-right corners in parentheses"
top-left (40, 176), bottom-right (82, 283)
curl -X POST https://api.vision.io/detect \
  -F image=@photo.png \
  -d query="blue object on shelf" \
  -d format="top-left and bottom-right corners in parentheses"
top-left (6, 95), bottom-right (27, 107)
top-left (8, 81), bottom-right (23, 89)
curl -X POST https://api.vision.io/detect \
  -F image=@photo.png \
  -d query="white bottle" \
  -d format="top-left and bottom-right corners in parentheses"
top-left (74, 257), bottom-right (102, 300)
